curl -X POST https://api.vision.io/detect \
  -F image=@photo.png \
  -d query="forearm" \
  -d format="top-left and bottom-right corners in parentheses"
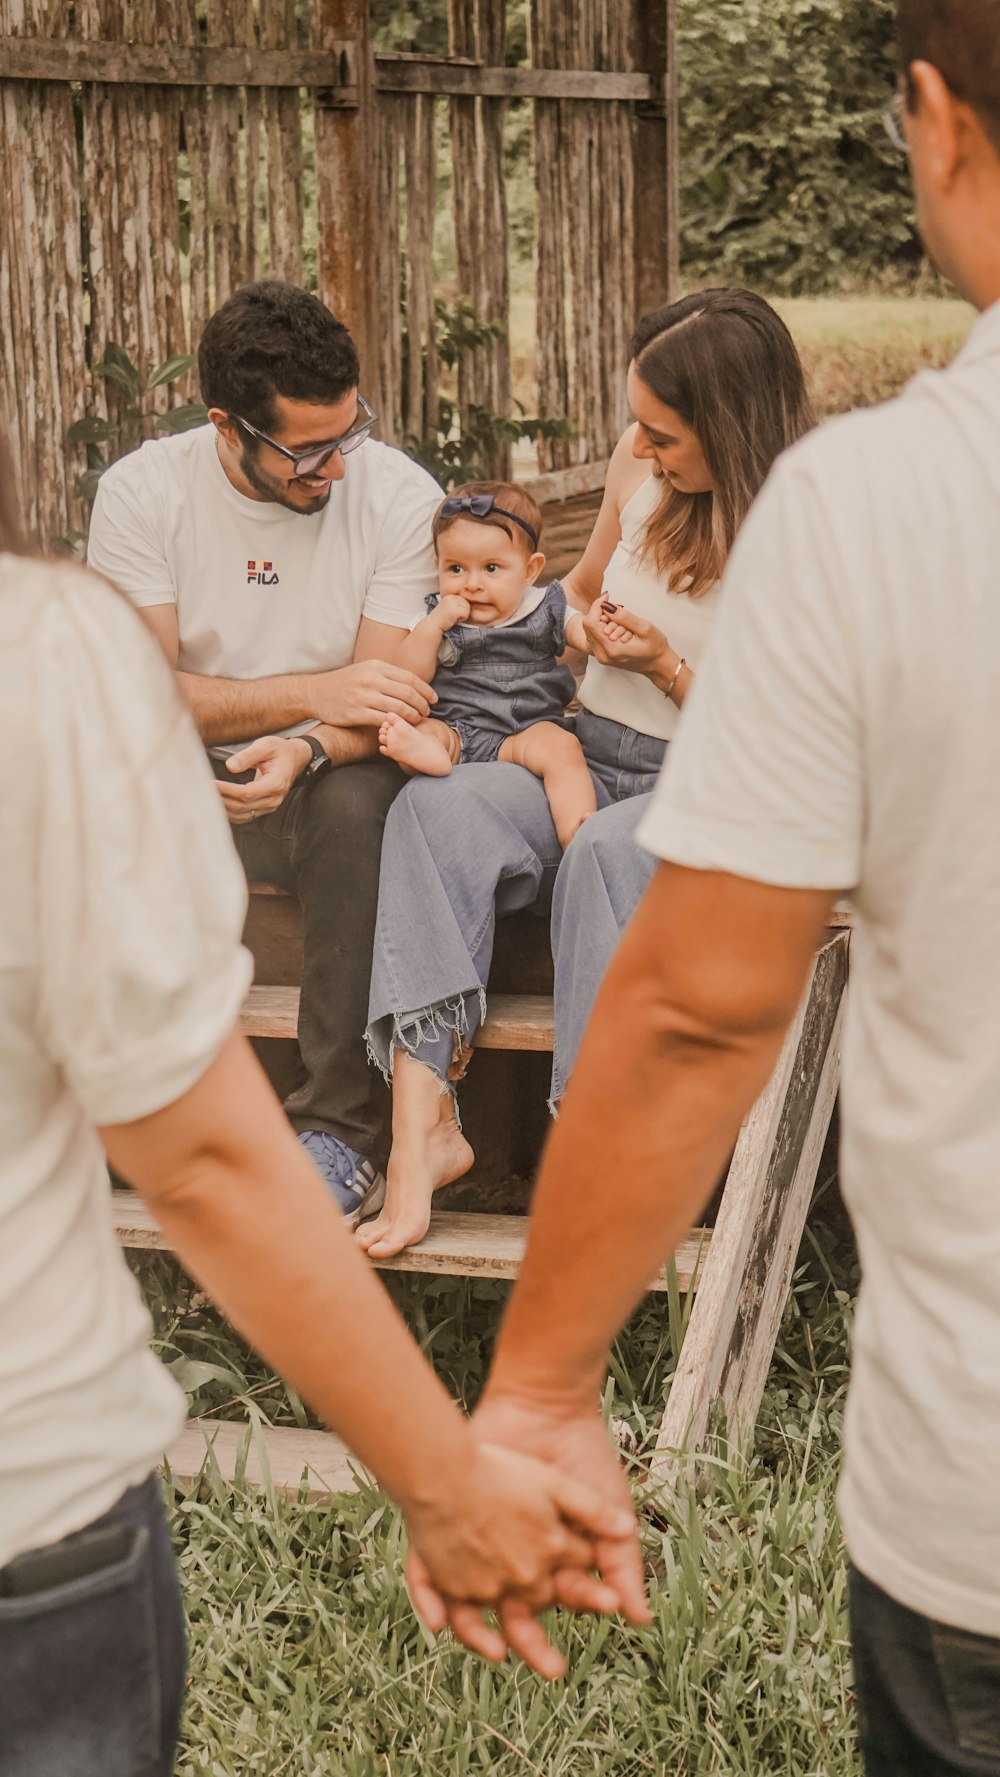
top-left (311, 724), bottom-right (380, 766)
top-left (178, 669), bottom-right (314, 744)
top-left (563, 612), bottom-right (591, 656)
top-left (390, 616), bottom-right (448, 683)
top-left (487, 871), bottom-right (816, 1409)
top-left (105, 1035), bottom-right (471, 1509)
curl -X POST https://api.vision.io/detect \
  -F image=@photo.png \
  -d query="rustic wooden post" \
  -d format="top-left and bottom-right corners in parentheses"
top-left (653, 929), bottom-right (850, 1476)
top-left (634, 0), bottom-right (680, 313)
top-left (312, 0), bottom-right (379, 399)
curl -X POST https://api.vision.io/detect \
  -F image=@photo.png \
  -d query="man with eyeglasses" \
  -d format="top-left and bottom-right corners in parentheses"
top-left (87, 281), bottom-right (442, 1218)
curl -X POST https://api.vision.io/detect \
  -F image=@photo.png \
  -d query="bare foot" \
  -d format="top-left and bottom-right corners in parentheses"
top-left (356, 1055), bottom-right (473, 1258)
top-left (379, 713), bottom-right (455, 777)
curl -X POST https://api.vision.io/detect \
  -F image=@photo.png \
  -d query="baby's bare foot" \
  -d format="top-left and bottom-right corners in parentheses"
top-left (356, 1111), bottom-right (473, 1258)
top-left (379, 714), bottom-right (455, 777)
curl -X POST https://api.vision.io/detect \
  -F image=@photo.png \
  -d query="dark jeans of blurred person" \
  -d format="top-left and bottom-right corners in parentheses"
top-left (0, 1475), bottom-right (184, 1777)
top-left (851, 1564), bottom-right (1000, 1775)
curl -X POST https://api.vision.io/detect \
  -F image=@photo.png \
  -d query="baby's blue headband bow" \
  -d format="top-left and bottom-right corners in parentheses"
top-left (437, 492), bottom-right (539, 550)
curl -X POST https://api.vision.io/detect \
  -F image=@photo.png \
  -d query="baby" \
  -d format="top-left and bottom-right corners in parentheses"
top-left (378, 482), bottom-right (596, 849)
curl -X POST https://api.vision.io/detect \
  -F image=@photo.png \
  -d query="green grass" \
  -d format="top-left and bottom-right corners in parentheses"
top-left (139, 1190), bottom-right (863, 1775)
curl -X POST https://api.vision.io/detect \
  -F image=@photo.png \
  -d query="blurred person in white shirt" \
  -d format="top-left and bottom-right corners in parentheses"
top-left (0, 452), bottom-right (648, 1775)
top-left (441, 3), bottom-right (1000, 1771)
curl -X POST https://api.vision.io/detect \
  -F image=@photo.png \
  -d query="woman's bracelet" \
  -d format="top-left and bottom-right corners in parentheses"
top-left (663, 656), bottom-right (686, 701)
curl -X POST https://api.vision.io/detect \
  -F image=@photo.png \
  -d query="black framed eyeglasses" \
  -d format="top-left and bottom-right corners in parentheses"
top-left (233, 395), bottom-right (377, 478)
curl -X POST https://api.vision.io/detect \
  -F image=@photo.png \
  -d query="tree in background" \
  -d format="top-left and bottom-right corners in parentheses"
top-left (678, 0), bottom-right (916, 291)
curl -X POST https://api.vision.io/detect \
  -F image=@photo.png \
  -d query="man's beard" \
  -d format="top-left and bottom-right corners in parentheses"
top-left (239, 442), bottom-right (331, 515)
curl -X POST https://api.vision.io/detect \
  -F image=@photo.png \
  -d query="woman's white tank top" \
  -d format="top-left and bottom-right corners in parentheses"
top-left (578, 472), bottom-right (723, 742)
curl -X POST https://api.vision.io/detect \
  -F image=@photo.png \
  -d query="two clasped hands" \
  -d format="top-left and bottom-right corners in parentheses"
top-left (399, 1375), bottom-right (651, 1679)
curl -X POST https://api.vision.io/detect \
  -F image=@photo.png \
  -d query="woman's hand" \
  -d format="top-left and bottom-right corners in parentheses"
top-left (582, 597), bottom-right (672, 679)
top-left (403, 1437), bottom-right (638, 1677)
top-left (216, 735), bottom-right (312, 824)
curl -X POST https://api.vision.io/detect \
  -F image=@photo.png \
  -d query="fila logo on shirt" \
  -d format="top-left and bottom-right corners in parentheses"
top-left (247, 559), bottom-right (280, 586)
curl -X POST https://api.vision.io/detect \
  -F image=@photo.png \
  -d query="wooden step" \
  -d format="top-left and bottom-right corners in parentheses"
top-left (242, 984), bottom-right (554, 1051)
top-left (167, 1417), bottom-right (363, 1500)
top-left (113, 1188), bottom-right (708, 1293)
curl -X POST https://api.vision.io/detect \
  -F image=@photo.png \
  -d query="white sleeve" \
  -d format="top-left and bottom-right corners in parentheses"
top-left (87, 459), bottom-right (176, 608)
top-left (638, 450), bottom-right (865, 892)
top-left (362, 458), bottom-right (443, 629)
top-left (34, 570), bottom-right (253, 1126)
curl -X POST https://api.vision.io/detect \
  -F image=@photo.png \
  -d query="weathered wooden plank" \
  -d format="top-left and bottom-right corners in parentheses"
top-left (377, 63), bottom-right (650, 100)
top-left (0, 37), bottom-right (651, 99)
top-left (115, 1189), bottom-right (710, 1292)
top-left (653, 930), bottom-right (850, 1473)
top-left (448, 0), bottom-right (510, 476)
top-left (0, 37), bottom-right (352, 89)
top-left (313, 1), bottom-right (376, 384)
top-left (239, 984), bottom-right (555, 1051)
top-left (167, 1417), bottom-right (363, 1499)
top-left (523, 460), bottom-right (611, 506)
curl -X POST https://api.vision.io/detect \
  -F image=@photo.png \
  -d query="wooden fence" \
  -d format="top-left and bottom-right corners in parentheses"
top-left (0, 1), bottom-right (677, 547)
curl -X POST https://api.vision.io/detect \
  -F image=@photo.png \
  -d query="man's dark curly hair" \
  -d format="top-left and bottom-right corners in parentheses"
top-left (198, 282), bottom-right (361, 431)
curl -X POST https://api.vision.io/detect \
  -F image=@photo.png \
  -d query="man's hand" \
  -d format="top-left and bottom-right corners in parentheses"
top-left (217, 735), bottom-right (310, 823)
top-left (310, 660), bottom-right (437, 728)
top-left (403, 1436), bottom-right (639, 1677)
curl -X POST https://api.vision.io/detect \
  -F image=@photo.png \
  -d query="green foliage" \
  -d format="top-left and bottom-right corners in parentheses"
top-left (677, 0), bottom-right (919, 292)
top-left (404, 297), bottom-right (571, 487)
top-left (65, 346), bottom-right (205, 502)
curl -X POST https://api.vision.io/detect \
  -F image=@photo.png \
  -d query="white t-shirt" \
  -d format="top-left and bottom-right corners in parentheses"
top-left (579, 474), bottom-right (722, 741)
top-left (639, 298), bottom-right (1000, 1637)
top-left (86, 424), bottom-right (442, 686)
top-left (0, 555), bottom-right (252, 1566)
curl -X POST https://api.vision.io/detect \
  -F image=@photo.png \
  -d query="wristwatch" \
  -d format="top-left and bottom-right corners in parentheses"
top-left (299, 734), bottom-right (332, 784)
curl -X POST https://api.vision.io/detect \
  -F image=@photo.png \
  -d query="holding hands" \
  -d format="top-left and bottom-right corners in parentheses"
top-left (582, 594), bottom-right (670, 674)
top-left (404, 1400), bottom-right (648, 1677)
top-left (404, 1429), bottom-right (645, 1677)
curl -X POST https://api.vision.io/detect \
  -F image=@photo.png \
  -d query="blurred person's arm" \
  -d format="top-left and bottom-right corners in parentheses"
top-left (100, 1028), bottom-right (643, 1674)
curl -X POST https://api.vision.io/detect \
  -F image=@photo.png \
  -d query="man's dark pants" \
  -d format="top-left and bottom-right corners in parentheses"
top-left (851, 1565), bottom-right (1000, 1775)
top-left (224, 756), bottom-right (404, 1171)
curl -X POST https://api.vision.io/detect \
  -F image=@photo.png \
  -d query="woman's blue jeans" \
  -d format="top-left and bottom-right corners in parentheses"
top-left (367, 711), bottom-right (665, 1108)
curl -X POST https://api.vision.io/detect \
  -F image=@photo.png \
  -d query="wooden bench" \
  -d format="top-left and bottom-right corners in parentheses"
top-left (121, 883), bottom-right (850, 1499)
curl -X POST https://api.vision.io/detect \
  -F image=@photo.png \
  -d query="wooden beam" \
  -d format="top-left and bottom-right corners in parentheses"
top-left (313, 3), bottom-right (376, 382)
top-left (653, 930), bottom-right (850, 1474)
top-left (239, 984), bottom-right (556, 1050)
top-left (167, 1418), bottom-right (363, 1499)
top-left (0, 38), bottom-right (650, 103)
top-left (633, 3), bottom-right (680, 312)
top-left (522, 459), bottom-right (611, 506)
top-left (374, 61), bottom-right (650, 101)
top-left (0, 38), bottom-right (354, 93)
top-left (114, 1189), bottom-right (710, 1294)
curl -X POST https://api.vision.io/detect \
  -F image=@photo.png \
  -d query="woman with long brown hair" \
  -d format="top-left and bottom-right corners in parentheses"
top-left (0, 434), bottom-right (644, 1772)
top-left (362, 288), bottom-right (814, 1258)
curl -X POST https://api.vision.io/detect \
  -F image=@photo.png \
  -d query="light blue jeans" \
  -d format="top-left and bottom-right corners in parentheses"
top-left (366, 710), bottom-right (666, 1109)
